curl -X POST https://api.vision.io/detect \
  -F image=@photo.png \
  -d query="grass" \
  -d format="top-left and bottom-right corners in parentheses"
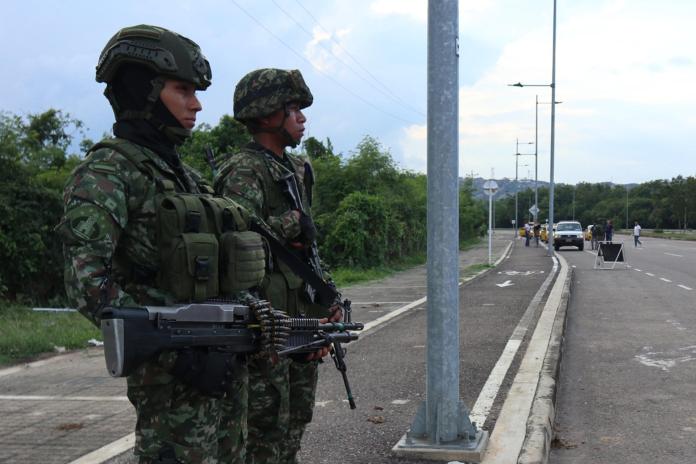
top-left (461, 263), bottom-right (492, 279)
top-left (0, 303), bottom-right (101, 367)
top-left (332, 253), bottom-right (427, 287)
top-left (332, 237), bottom-right (483, 287)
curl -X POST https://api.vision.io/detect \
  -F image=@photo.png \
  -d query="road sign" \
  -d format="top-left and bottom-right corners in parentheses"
top-left (529, 204), bottom-right (540, 216)
top-left (483, 180), bottom-right (499, 196)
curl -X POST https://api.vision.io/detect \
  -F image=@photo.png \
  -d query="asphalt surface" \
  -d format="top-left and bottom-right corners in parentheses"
top-left (0, 232), bottom-right (565, 464)
top-left (550, 236), bottom-right (696, 464)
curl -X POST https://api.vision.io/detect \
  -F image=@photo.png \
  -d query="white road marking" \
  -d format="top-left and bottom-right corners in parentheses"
top-left (354, 302), bottom-right (411, 305)
top-left (391, 399), bottom-right (410, 405)
top-left (0, 395), bottom-right (129, 401)
top-left (412, 345), bottom-right (425, 348)
top-left (496, 280), bottom-right (514, 288)
top-left (665, 252), bottom-right (683, 257)
top-left (315, 400), bottom-right (334, 407)
top-left (660, 278), bottom-right (672, 282)
top-left (678, 284), bottom-right (693, 290)
top-left (361, 286), bottom-right (427, 289)
top-left (645, 272), bottom-right (655, 277)
top-left (68, 433), bottom-right (135, 464)
top-left (482, 303), bottom-right (495, 306)
top-left (635, 346), bottom-right (696, 372)
top-left (634, 268), bottom-right (642, 272)
top-left (469, 255), bottom-right (560, 428)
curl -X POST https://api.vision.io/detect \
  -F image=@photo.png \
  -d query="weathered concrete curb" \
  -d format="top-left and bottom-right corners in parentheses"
top-left (517, 253), bottom-right (573, 464)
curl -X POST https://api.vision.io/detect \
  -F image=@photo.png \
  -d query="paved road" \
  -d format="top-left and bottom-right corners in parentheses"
top-left (550, 236), bottom-right (696, 464)
top-left (299, 239), bottom-right (555, 464)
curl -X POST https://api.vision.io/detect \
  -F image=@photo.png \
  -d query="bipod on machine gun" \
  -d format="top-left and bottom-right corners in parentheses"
top-left (100, 300), bottom-right (363, 407)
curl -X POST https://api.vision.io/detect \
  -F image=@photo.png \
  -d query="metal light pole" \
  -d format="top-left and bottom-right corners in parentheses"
top-left (625, 186), bottom-right (629, 229)
top-left (484, 179), bottom-right (499, 265)
top-left (508, 0), bottom-right (559, 256)
top-left (515, 140), bottom-right (534, 234)
top-left (534, 95), bottom-right (539, 222)
top-left (394, 1), bottom-right (487, 460)
top-left (548, 0), bottom-right (557, 256)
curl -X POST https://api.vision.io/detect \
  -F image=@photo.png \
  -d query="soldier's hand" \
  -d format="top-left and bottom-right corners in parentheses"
top-left (305, 345), bottom-right (331, 361)
top-left (326, 304), bottom-right (343, 322)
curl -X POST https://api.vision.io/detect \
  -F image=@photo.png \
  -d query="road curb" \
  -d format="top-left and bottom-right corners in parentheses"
top-left (517, 253), bottom-right (573, 464)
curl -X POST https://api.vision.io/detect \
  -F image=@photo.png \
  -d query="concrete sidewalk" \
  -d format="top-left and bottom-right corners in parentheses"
top-left (0, 233), bottom-right (570, 464)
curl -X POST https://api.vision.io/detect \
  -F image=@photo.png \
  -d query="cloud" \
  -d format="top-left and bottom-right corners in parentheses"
top-left (369, 0), bottom-right (425, 22)
top-left (369, 0), bottom-right (494, 24)
top-left (398, 124), bottom-right (427, 172)
top-left (303, 26), bottom-right (353, 73)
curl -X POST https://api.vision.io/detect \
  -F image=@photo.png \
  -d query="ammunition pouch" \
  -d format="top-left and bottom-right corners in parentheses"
top-left (220, 230), bottom-right (266, 293)
top-left (155, 182), bottom-right (267, 302)
top-left (157, 192), bottom-right (220, 301)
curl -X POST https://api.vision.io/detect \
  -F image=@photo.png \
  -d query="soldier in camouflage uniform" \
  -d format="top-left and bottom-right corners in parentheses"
top-left (214, 69), bottom-right (340, 464)
top-left (57, 25), bottom-right (248, 464)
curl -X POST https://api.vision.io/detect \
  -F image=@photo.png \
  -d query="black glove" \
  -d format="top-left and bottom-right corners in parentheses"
top-left (169, 348), bottom-right (239, 398)
top-left (298, 212), bottom-right (317, 244)
top-left (250, 300), bottom-right (290, 352)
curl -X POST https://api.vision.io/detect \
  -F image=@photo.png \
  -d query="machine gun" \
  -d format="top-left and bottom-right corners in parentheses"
top-left (100, 301), bottom-right (363, 407)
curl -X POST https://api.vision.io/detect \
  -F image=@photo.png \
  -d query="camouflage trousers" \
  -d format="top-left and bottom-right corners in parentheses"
top-left (244, 355), bottom-right (319, 464)
top-left (127, 354), bottom-right (249, 464)
top-left (218, 363), bottom-right (249, 464)
top-left (127, 367), bottom-right (220, 463)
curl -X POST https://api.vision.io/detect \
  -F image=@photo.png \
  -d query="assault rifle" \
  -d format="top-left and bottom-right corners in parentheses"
top-left (100, 301), bottom-right (363, 407)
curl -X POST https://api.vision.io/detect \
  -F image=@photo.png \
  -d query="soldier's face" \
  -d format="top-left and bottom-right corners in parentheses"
top-left (159, 79), bottom-right (202, 129)
top-left (283, 103), bottom-right (306, 139)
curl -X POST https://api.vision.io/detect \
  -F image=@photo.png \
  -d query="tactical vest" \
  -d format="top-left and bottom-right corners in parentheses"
top-left (220, 147), bottom-right (313, 292)
top-left (90, 138), bottom-right (266, 302)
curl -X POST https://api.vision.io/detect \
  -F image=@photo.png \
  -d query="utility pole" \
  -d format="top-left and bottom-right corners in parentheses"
top-left (394, 1), bottom-right (487, 460)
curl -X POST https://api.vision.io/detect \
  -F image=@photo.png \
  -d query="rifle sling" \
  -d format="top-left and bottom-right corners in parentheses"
top-left (249, 221), bottom-right (337, 307)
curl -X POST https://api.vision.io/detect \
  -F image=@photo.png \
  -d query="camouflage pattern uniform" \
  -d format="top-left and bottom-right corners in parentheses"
top-left (57, 25), bottom-right (248, 464)
top-left (59, 141), bottom-right (224, 464)
top-left (215, 68), bottom-right (326, 464)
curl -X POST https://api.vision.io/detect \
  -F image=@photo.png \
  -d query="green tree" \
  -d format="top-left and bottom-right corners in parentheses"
top-left (0, 109), bottom-right (87, 303)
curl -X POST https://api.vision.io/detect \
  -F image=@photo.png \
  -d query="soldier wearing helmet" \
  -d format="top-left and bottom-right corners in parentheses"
top-left (215, 68), bottom-right (341, 464)
top-left (58, 25), bottom-right (247, 464)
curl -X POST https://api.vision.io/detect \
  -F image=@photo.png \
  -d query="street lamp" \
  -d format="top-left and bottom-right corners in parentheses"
top-left (507, 0), bottom-right (558, 255)
top-left (483, 178), bottom-right (499, 265)
top-left (515, 139), bottom-right (534, 238)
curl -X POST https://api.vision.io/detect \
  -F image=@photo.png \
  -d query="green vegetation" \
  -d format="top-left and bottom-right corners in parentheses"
top-left (462, 263), bottom-right (492, 279)
top-left (0, 304), bottom-right (100, 367)
top-left (331, 253), bottom-right (426, 287)
top-left (493, 179), bottom-right (696, 231)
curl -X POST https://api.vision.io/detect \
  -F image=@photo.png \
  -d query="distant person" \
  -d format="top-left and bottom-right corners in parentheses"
top-left (591, 222), bottom-right (602, 250)
top-left (605, 219), bottom-right (614, 242)
top-left (633, 221), bottom-right (642, 247)
top-left (525, 223), bottom-right (531, 247)
top-left (533, 222), bottom-right (541, 247)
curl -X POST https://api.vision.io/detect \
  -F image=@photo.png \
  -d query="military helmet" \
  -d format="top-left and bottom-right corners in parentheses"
top-left (233, 68), bottom-right (313, 121)
top-left (96, 24), bottom-right (211, 90)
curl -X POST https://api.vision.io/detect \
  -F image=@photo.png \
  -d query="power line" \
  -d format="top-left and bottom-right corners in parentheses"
top-left (278, 0), bottom-right (425, 118)
top-left (230, 0), bottom-right (417, 125)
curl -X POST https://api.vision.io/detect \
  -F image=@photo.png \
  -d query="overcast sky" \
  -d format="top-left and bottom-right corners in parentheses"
top-left (3, 0), bottom-right (695, 184)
